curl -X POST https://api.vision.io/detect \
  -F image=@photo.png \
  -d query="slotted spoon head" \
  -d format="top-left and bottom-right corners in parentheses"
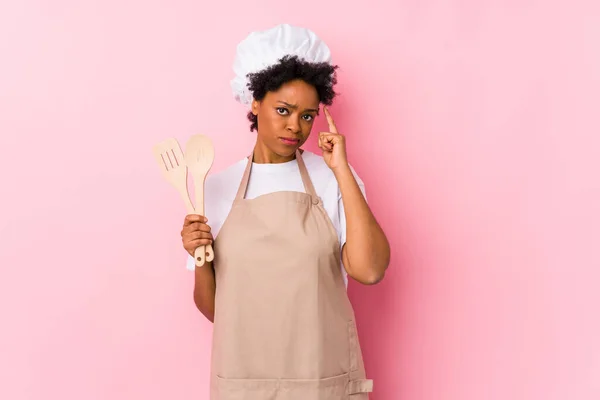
top-left (184, 134), bottom-right (215, 176)
top-left (152, 138), bottom-right (187, 186)
top-left (152, 137), bottom-right (195, 214)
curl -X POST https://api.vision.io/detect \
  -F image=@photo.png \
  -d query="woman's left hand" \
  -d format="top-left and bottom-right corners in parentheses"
top-left (318, 107), bottom-right (349, 172)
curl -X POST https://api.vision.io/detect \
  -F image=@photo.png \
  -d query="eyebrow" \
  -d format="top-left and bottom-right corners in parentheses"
top-left (277, 101), bottom-right (319, 114)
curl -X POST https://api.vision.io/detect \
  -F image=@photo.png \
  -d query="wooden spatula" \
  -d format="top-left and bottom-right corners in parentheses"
top-left (184, 134), bottom-right (215, 267)
top-left (152, 138), bottom-right (195, 215)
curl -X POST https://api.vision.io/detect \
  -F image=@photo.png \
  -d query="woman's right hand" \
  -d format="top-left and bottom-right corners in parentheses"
top-left (181, 214), bottom-right (214, 258)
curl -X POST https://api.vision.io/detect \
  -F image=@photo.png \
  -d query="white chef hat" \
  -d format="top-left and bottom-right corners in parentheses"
top-left (230, 23), bottom-right (332, 107)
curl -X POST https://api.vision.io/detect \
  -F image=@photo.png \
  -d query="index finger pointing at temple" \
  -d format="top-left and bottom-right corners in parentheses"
top-left (323, 106), bottom-right (338, 134)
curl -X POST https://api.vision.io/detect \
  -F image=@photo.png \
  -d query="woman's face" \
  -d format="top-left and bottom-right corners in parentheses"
top-left (252, 79), bottom-right (320, 161)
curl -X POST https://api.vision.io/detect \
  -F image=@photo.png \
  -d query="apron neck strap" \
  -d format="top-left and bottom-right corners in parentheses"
top-left (295, 150), bottom-right (318, 197)
top-left (235, 149), bottom-right (318, 200)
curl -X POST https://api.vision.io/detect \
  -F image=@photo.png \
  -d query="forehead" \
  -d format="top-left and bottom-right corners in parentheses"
top-left (266, 80), bottom-right (320, 107)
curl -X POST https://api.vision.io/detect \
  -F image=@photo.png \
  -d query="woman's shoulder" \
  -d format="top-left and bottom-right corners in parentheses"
top-left (206, 158), bottom-right (247, 183)
top-left (204, 158), bottom-right (247, 198)
top-left (303, 150), bottom-right (365, 187)
top-left (302, 150), bottom-right (331, 175)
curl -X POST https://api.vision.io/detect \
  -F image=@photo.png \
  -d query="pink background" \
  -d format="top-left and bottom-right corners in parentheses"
top-left (1, 1), bottom-right (599, 399)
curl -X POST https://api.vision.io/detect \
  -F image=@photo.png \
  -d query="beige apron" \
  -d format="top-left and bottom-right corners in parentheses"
top-left (210, 150), bottom-right (373, 400)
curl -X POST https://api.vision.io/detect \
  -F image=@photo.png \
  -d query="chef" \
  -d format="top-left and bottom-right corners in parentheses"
top-left (180, 23), bottom-right (390, 399)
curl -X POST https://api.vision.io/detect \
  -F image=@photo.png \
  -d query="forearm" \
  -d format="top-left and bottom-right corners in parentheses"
top-left (193, 261), bottom-right (216, 322)
top-left (335, 166), bottom-right (390, 284)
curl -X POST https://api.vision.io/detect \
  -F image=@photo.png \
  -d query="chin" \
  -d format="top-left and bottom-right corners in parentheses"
top-left (278, 148), bottom-right (297, 157)
top-left (274, 143), bottom-right (300, 157)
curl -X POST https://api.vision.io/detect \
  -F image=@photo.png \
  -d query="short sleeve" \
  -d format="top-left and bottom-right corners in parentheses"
top-left (338, 165), bottom-right (367, 249)
top-left (186, 254), bottom-right (196, 271)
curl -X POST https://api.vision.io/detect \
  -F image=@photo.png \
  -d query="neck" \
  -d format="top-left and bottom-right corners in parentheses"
top-left (252, 140), bottom-right (296, 164)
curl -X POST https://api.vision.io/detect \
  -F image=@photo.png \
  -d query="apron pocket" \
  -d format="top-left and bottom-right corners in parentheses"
top-left (215, 372), bottom-right (350, 400)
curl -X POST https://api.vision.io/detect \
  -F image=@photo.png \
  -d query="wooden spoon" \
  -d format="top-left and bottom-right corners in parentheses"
top-left (184, 134), bottom-right (215, 267)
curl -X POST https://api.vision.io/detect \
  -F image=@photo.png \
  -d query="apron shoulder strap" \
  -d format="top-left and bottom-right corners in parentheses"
top-left (295, 150), bottom-right (318, 198)
top-left (234, 154), bottom-right (253, 201)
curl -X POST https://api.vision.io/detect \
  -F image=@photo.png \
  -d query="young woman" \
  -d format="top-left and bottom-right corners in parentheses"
top-left (180, 24), bottom-right (390, 399)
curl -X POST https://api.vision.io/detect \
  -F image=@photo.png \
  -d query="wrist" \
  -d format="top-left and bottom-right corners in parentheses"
top-left (332, 163), bottom-right (352, 179)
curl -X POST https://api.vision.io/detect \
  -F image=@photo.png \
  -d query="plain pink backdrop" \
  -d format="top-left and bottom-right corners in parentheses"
top-left (1, 1), bottom-right (599, 399)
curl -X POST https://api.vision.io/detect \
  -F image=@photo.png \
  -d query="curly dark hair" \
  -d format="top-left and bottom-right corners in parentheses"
top-left (245, 55), bottom-right (338, 131)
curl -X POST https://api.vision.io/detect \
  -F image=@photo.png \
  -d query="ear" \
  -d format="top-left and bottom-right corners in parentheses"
top-left (251, 99), bottom-right (259, 116)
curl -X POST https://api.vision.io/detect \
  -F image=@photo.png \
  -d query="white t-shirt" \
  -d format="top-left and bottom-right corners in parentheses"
top-left (185, 151), bottom-right (367, 287)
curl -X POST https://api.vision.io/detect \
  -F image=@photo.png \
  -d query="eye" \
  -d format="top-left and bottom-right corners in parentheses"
top-left (302, 114), bottom-right (314, 122)
top-left (276, 107), bottom-right (289, 115)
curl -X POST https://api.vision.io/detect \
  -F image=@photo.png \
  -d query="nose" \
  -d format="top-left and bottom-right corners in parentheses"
top-left (286, 116), bottom-right (301, 134)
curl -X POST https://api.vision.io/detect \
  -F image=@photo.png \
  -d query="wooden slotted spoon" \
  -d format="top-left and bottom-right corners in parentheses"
top-left (184, 134), bottom-right (215, 267)
top-left (152, 138), bottom-right (195, 215)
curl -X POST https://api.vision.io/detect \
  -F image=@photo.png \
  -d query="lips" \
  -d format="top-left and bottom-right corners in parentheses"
top-left (279, 137), bottom-right (300, 146)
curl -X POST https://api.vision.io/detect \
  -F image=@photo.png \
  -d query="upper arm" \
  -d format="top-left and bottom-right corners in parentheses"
top-left (337, 165), bottom-right (367, 247)
top-left (338, 165), bottom-right (366, 276)
top-left (341, 243), bottom-right (351, 273)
